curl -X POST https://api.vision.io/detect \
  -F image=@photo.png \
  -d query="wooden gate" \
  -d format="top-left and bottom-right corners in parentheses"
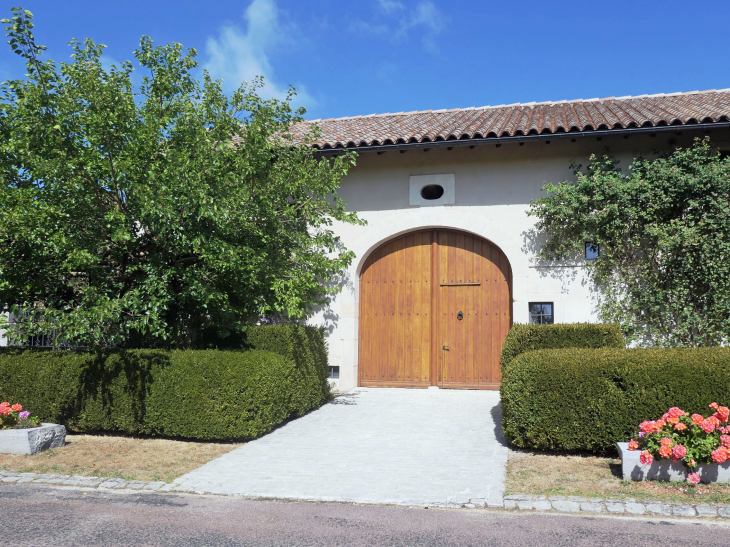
top-left (358, 229), bottom-right (511, 389)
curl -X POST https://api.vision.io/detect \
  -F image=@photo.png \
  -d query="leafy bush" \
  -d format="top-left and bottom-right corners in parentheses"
top-left (500, 323), bottom-right (624, 369)
top-left (0, 327), bottom-right (331, 441)
top-left (501, 347), bottom-right (730, 453)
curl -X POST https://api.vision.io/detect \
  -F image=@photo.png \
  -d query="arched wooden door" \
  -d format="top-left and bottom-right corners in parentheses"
top-left (358, 229), bottom-right (512, 389)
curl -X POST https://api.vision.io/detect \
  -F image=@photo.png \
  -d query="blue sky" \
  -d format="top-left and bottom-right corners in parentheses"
top-left (3, 1), bottom-right (729, 120)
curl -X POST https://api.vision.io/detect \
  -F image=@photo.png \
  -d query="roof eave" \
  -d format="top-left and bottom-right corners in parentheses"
top-left (314, 121), bottom-right (730, 156)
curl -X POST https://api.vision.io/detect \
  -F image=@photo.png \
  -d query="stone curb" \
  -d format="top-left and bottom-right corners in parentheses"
top-left (0, 470), bottom-right (168, 492)
top-left (2, 470), bottom-right (730, 519)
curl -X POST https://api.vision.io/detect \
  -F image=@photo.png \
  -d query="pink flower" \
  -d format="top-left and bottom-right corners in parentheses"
top-left (0, 406), bottom-right (10, 416)
top-left (18, 411), bottom-right (30, 419)
top-left (660, 437), bottom-right (674, 447)
top-left (659, 445), bottom-right (673, 459)
top-left (692, 414), bottom-right (705, 426)
top-left (687, 472), bottom-right (701, 484)
top-left (721, 435), bottom-right (730, 449)
top-left (10, 403), bottom-right (22, 412)
top-left (712, 448), bottom-right (728, 464)
top-left (716, 406), bottom-right (730, 423)
top-left (701, 420), bottom-right (716, 434)
top-left (688, 459), bottom-right (697, 467)
top-left (673, 445), bottom-right (687, 459)
top-left (628, 440), bottom-right (639, 451)
top-left (640, 450), bottom-right (653, 465)
top-left (668, 407), bottom-right (686, 418)
top-left (639, 421), bottom-right (654, 433)
top-left (674, 423), bottom-right (687, 431)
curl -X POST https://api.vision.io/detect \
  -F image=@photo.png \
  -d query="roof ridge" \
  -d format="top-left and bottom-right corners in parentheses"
top-left (305, 88), bottom-right (730, 124)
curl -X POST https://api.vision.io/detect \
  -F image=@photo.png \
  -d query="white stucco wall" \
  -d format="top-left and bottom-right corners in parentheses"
top-left (314, 131), bottom-right (713, 391)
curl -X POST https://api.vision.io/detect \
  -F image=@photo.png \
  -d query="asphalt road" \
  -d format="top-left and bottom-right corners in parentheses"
top-left (2, 484), bottom-right (728, 546)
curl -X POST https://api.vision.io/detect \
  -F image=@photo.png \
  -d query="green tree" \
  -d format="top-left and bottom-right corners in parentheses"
top-left (529, 138), bottom-right (730, 347)
top-left (0, 8), bottom-right (362, 348)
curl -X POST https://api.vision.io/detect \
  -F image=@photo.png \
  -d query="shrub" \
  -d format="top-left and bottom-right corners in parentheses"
top-left (0, 327), bottom-right (331, 441)
top-left (500, 323), bottom-right (624, 369)
top-left (500, 347), bottom-right (730, 453)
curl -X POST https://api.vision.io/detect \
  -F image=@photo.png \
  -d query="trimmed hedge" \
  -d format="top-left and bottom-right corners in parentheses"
top-left (0, 326), bottom-right (331, 441)
top-left (501, 347), bottom-right (730, 453)
top-left (500, 323), bottom-right (624, 369)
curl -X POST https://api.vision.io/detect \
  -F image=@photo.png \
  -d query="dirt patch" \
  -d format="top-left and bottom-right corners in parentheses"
top-left (0, 434), bottom-right (241, 483)
top-left (505, 449), bottom-right (730, 505)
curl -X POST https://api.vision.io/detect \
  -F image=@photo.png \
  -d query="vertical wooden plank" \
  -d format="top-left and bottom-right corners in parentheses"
top-left (394, 236), bottom-right (405, 382)
top-left (430, 230), bottom-right (439, 386)
top-left (380, 243), bottom-right (390, 381)
top-left (404, 234), bottom-right (414, 381)
top-left (465, 236), bottom-right (475, 385)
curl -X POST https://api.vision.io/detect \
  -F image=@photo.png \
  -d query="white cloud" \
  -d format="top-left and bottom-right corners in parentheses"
top-left (377, 0), bottom-right (404, 14)
top-left (353, 1), bottom-right (445, 54)
top-left (203, 0), bottom-right (315, 108)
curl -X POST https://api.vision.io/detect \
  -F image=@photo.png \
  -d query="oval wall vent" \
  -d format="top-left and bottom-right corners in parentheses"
top-left (420, 184), bottom-right (445, 200)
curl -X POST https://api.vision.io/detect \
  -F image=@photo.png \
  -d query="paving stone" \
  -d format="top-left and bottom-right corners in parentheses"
top-left (109, 481), bottom-right (130, 489)
top-left (471, 498), bottom-right (486, 507)
top-left (589, 498), bottom-right (604, 503)
top-left (505, 495), bottom-right (532, 501)
top-left (532, 495), bottom-right (547, 501)
top-left (625, 503), bottom-right (646, 515)
top-left (503, 500), bottom-right (517, 510)
top-left (580, 502), bottom-right (603, 513)
top-left (567, 496), bottom-right (588, 502)
top-left (486, 498), bottom-right (503, 508)
top-left (124, 481), bottom-right (146, 490)
top-left (718, 507), bottom-right (730, 518)
top-left (606, 503), bottom-right (625, 514)
top-left (464, 503), bottom-right (475, 509)
top-left (143, 481), bottom-right (166, 491)
top-left (18, 472), bottom-right (36, 478)
top-left (672, 505), bottom-right (696, 517)
top-left (695, 505), bottom-right (717, 518)
top-left (159, 483), bottom-right (179, 492)
top-left (15, 477), bottom-right (33, 483)
top-left (532, 501), bottom-right (552, 511)
top-left (551, 501), bottom-right (580, 513)
top-left (1, 476), bottom-right (20, 483)
top-left (646, 504), bottom-right (671, 516)
top-left (548, 496), bottom-right (566, 501)
top-left (517, 501), bottom-right (532, 510)
top-left (171, 389), bottom-right (508, 506)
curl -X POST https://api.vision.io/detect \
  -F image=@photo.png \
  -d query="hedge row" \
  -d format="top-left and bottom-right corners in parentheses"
top-left (0, 325), bottom-right (330, 441)
top-left (500, 323), bottom-right (624, 369)
top-left (501, 347), bottom-right (730, 453)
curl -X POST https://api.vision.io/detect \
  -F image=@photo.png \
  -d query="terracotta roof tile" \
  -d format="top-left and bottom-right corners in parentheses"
top-left (289, 89), bottom-right (730, 150)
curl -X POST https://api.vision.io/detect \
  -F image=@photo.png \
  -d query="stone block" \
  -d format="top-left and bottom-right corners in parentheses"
top-left (503, 500), bottom-right (517, 509)
top-left (505, 494), bottom-right (532, 501)
top-left (533, 501), bottom-right (552, 511)
top-left (618, 442), bottom-right (730, 483)
top-left (625, 503), bottom-right (646, 515)
top-left (695, 505), bottom-right (717, 517)
top-left (143, 481), bottom-right (166, 491)
top-left (672, 505), bottom-right (696, 517)
top-left (517, 501), bottom-right (532, 510)
top-left (646, 504), bottom-right (671, 516)
top-left (719, 507), bottom-right (730, 518)
top-left (486, 498), bottom-right (503, 508)
top-left (548, 496), bottom-right (566, 501)
top-left (0, 424), bottom-right (66, 455)
top-left (567, 496), bottom-right (588, 502)
top-left (551, 501), bottom-right (580, 513)
top-left (580, 502), bottom-right (603, 513)
top-left (606, 503), bottom-right (625, 513)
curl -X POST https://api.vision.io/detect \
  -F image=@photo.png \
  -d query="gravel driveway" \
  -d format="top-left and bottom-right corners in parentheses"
top-left (171, 387), bottom-right (508, 506)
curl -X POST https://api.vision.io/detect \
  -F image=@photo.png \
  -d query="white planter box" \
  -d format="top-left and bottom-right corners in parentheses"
top-left (617, 442), bottom-right (730, 484)
top-left (0, 423), bottom-right (66, 455)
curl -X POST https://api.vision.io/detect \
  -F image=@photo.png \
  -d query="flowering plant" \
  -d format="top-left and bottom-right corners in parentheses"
top-left (0, 401), bottom-right (40, 430)
top-left (628, 403), bottom-right (730, 484)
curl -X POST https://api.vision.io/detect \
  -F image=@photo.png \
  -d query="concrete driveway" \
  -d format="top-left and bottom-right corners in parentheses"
top-left (171, 387), bottom-right (508, 507)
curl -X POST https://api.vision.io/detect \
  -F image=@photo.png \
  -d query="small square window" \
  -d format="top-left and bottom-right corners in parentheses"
top-left (328, 366), bottom-right (340, 379)
top-left (585, 242), bottom-right (599, 260)
top-left (529, 302), bottom-right (554, 325)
